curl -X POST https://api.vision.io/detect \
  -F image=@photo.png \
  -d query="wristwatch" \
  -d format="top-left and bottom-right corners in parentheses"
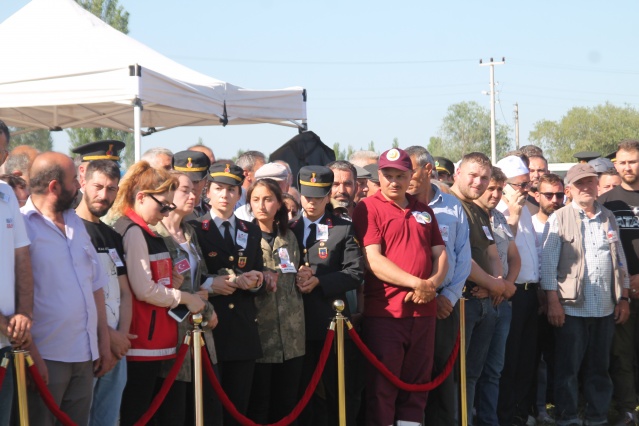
top-left (620, 296), bottom-right (630, 303)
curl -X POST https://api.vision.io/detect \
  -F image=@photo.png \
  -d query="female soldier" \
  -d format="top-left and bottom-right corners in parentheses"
top-left (290, 165), bottom-right (364, 426)
top-left (190, 162), bottom-right (264, 426)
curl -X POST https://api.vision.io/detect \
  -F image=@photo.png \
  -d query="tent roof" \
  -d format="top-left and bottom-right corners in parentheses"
top-left (0, 0), bottom-right (306, 134)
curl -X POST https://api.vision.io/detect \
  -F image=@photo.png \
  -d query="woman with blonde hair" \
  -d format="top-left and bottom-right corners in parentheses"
top-left (112, 161), bottom-right (206, 426)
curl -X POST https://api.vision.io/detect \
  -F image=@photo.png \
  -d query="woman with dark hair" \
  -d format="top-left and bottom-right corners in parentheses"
top-left (246, 178), bottom-right (304, 424)
top-left (111, 161), bottom-right (206, 426)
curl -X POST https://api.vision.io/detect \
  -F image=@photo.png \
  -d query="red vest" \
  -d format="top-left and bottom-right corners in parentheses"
top-left (115, 211), bottom-right (177, 361)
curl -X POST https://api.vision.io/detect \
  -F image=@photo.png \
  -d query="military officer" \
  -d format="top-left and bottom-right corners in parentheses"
top-left (190, 162), bottom-right (264, 426)
top-left (70, 140), bottom-right (125, 208)
top-left (291, 165), bottom-right (364, 426)
top-left (171, 150), bottom-right (211, 221)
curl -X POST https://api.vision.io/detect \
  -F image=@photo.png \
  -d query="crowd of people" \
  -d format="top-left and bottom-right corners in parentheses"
top-left (1, 116), bottom-right (639, 426)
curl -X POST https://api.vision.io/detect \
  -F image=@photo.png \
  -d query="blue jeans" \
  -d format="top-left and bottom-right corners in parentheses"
top-left (554, 314), bottom-right (615, 426)
top-left (464, 297), bottom-right (497, 426)
top-left (475, 301), bottom-right (512, 426)
top-left (0, 347), bottom-right (14, 426)
top-left (90, 357), bottom-right (127, 426)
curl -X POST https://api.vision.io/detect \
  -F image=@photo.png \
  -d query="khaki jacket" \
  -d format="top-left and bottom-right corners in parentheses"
top-left (555, 202), bottom-right (626, 305)
top-left (153, 221), bottom-right (217, 381)
top-left (255, 229), bottom-right (305, 363)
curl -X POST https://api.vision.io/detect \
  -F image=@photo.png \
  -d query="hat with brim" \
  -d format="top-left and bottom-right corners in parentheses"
top-left (364, 163), bottom-right (379, 183)
top-left (172, 150), bottom-right (210, 181)
top-left (354, 164), bottom-right (371, 179)
top-left (588, 157), bottom-right (614, 174)
top-left (378, 148), bottom-right (412, 171)
top-left (71, 140), bottom-right (125, 162)
top-left (255, 162), bottom-right (289, 181)
top-left (207, 162), bottom-right (245, 186)
top-left (565, 163), bottom-right (598, 185)
top-left (298, 165), bottom-right (333, 198)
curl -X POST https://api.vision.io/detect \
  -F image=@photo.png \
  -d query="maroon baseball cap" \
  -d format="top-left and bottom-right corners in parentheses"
top-left (378, 148), bottom-right (412, 171)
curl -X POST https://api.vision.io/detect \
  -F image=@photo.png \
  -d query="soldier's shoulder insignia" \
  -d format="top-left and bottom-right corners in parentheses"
top-left (238, 221), bottom-right (248, 232)
top-left (290, 220), bottom-right (299, 229)
top-left (202, 220), bottom-right (210, 231)
top-left (326, 218), bottom-right (333, 228)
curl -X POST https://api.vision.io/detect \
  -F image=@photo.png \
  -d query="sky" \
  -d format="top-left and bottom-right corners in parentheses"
top-left (3, 0), bottom-right (639, 162)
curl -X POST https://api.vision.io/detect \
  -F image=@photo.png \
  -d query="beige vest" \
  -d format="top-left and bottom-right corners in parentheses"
top-left (554, 202), bottom-right (625, 305)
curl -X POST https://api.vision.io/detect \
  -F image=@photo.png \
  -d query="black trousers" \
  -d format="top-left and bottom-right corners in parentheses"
top-left (298, 339), bottom-right (365, 426)
top-left (248, 356), bottom-right (305, 424)
top-left (218, 359), bottom-right (256, 426)
top-left (424, 302), bottom-right (460, 425)
top-left (497, 286), bottom-right (539, 424)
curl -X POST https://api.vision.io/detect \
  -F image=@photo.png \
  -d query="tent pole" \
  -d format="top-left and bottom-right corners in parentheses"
top-left (134, 99), bottom-right (141, 162)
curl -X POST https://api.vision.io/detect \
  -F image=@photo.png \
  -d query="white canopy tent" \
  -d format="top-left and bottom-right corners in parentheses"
top-left (0, 0), bottom-right (307, 160)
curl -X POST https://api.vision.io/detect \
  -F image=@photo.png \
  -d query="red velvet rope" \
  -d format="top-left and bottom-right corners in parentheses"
top-left (134, 342), bottom-right (190, 426)
top-left (27, 362), bottom-right (77, 426)
top-left (203, 329), bottom-right (336, 426)
top-left (348, 327), bottom-right (460, 392)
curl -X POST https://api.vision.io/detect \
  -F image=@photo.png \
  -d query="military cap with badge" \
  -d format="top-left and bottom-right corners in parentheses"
top-left (172, 150), bottom-right (210, 181)
top-left (297, 165), bottom-right (334, 197)
top-left (71, 140), bottom-right (126, 162)
top-left (207, 162), bottom-right (245, 186)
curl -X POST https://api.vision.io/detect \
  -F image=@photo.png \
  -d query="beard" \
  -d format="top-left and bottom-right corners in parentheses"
top-left (541, 203), bottom-right (562, 217)
top-left (622, 173), bottom-right (638, 185)
top-left (54, 186), bottom-right (78, 212)
top-left (84, 191), bottom-right (112, 218)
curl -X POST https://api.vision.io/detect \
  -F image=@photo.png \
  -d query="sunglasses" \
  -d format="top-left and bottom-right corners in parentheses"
top-left (508, 181), bottom-right (531, 190)
top-left (147, 193), bottom-right (177, 213)
top-left (540, 192), bottom-right (564, 200)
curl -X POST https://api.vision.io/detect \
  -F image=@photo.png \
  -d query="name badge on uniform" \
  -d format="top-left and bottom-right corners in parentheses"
top-left (173, 255), bottom-right (190, 274)
top-left (278, 248), bottom-right (297, 273)
top-left (236, 230), bottom-right (248, 249)
top-left (607, 230), bottom-right (619, 243)
top-left (482, 225), bottom-right (494, 241)
top-left (317, 224), bottom-right (329, 241)
top-left (108, 248), bottom-right (124, 267)
top-left (439, 225), bottom-right (449, 242)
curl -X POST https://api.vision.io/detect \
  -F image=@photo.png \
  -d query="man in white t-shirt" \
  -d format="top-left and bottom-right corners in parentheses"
top-left (0, 121), bottom-right (34, 426)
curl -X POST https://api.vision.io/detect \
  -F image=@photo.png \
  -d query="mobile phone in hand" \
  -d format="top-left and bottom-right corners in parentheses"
top-left (168, 305), bottom-right (190, 322)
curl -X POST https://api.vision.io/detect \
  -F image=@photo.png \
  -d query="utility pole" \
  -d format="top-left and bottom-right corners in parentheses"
top-left (479, 57), bottom-right (505, 163)
top-left (514, 103), bottom-right (519, 149)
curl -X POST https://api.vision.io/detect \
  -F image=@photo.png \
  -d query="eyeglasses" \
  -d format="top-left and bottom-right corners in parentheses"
top-left (508, 181), bottom-right (531, 190)
top-left (540, 192), bottom-right (564, 200)
top-left (147, 193), bottom-right (177, 213)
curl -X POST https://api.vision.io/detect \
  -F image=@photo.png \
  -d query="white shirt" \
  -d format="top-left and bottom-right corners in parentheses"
top-left (0, 182), bottom-right (30, 349)
top-left (496, 200), bottom-right (540, 283)
top-left (21, 198), bottom-right (107, 362)
top-left (303, 214), bottom-right (325, 245)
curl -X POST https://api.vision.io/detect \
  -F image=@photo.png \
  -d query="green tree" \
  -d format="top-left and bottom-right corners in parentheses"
top-left (528, 102), bottom-right (639, 163)
top-left (231, 149), bottom-right (246, 163)
top-left (333, 142), bottom-right (346, 161)
top-left (367, 141), bottom-right (376, 153)
top-left (67, 0), bottom-right (133, 166)
top-left (392, 138), bottom-right (399, 149)
top-left (8, 128), bottom-right (53, 152)
top-left (427, 101), bottom-right (511, 161)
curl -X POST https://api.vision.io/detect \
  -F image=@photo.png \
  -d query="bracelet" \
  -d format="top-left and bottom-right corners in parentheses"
top-left (620, 296), bottom-right (630, 302)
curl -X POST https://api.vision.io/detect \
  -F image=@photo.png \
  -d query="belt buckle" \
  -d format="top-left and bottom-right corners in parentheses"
top-left (524, 282), bottom-right (530, 291)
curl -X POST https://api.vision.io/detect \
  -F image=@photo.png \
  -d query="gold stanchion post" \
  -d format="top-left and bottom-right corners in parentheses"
top-left (333, 300), bottom-right (347, 426)
top-left (192, 313), bottom-right (204, 426)
top-left (459, 298), bottom-right (468, 426)
top-left (13, 350), bottom-right (29, 426)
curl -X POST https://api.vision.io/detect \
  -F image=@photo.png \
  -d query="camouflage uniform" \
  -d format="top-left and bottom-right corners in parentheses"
top-left (255, 229), bottom-right (305, 363)
top-left (153, 221), bottom-right (217, 382)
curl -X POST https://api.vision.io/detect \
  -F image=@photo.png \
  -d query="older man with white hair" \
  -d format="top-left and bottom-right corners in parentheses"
top-left (494, 155), bottom-right (542, 425)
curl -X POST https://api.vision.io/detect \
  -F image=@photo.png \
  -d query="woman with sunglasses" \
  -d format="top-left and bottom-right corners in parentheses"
top-left (246, 178), bottom-right (304, 424)
top-left (111, 161), bottom-right (206, 426)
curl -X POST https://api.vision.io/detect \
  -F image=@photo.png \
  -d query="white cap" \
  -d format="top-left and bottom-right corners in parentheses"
top-left (496, 156), bottom-right (529, 178)
top-left (254, 162), bottom-right (289, 181)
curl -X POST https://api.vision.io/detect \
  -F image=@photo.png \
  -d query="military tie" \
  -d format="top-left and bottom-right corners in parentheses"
top-left (305, 223), bottom-right (317, 248)
top-left (222, 221), bottom-right (235, 252)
